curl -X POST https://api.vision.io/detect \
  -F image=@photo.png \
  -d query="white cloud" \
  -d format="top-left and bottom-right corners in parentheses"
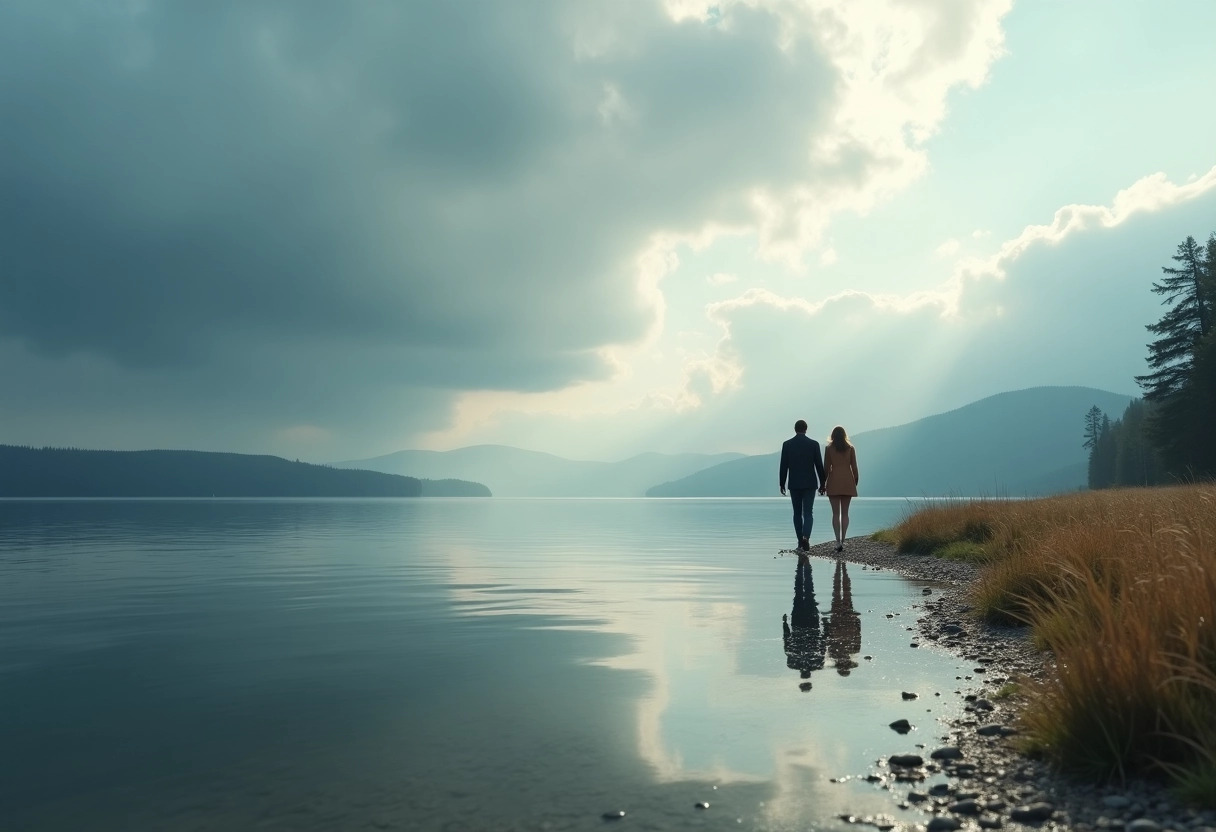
top-left (936, 238), bottom-right (961, 257)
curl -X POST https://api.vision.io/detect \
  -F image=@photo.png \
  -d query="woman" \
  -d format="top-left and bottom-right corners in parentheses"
top-left (820, 425), bottom-right (859, 552)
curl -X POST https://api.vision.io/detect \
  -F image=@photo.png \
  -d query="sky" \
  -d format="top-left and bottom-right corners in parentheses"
top-left (2, 0), bottom-right (1215, 463)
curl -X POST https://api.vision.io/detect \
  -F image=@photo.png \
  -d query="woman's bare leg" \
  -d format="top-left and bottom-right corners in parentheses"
top-left (839, 496), bottom-right (853, 545)
top-left (829, 495), bottom-right (842, 545)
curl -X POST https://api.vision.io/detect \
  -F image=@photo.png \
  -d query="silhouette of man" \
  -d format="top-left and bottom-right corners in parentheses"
top-left (824, 558), bottom-right (862, 675)
top-left (782, 554), bottom-right (826, 688)
top-left (779, 419), bottom-right (826, 551)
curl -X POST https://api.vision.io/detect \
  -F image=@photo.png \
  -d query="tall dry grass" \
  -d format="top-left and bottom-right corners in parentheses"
top-left (880, 486), bottom-right (1216, 801)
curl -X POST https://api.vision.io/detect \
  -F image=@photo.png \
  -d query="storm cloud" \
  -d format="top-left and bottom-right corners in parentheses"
top-left (1, 2), bottom-right (833, 383)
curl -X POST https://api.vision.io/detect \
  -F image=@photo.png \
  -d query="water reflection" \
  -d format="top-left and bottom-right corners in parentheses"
top-left (782, 554), bottom-right (825, 687)
top-left (826, 559), bottom-right (862, 675)
top-left (782, 556), bottom-right (863, 686)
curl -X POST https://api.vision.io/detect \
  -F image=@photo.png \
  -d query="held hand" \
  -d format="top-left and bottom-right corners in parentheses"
top-left (780, 487), bottom-right (786, 496)
top-left (818, 488), bottom-right (826, 496)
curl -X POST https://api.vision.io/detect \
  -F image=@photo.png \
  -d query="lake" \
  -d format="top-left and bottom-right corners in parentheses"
top-left (0, 498), bottom-right (972, 831)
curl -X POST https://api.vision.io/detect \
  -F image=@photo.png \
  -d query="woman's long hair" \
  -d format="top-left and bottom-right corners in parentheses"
top-left (830, 425), bottom-right (850, 453)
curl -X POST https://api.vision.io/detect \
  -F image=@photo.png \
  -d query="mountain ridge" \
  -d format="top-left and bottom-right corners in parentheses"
top-left (645, 386), bottom-right (1134, 498)
top-left (0, 445), bottom-right (490, 497)
top-left (334, 446), bottom-right (746, 498)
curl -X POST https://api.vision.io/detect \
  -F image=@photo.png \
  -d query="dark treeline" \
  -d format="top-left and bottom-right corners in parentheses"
top-left (418, 478), bottom-right (492, 497)
top-left (1085, 231), bottom-right (1216, 488)
top-left (0, 445), bottom-right (426, 497)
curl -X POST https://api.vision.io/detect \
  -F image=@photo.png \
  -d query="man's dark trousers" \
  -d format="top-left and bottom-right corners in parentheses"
top-left (780, 431), bottom-right (825, 547)
top-left (790, 488), bottom-right (815, 544)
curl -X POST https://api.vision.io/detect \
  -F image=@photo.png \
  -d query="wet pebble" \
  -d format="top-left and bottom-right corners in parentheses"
top-left (1125, 821), bottom-right (1161, 832)
top-left (901, 691), bottom-right (919, 700)
top-left (601, 811), bottom-right (626, 820)
top-left (889, 719), bottom-right (912, 734)
top-left (888, 754), bottom-right (924, 768)
top-left (948, 799), bottom-right (982, 815)
top-left (694, 801), bottom-right (710, 810)
top-left (1010, 802), bottom-right (1055, 822)
top-left (931, 747), bottom-right (963, 760)
top-left (927, 818), bottom-right (962, 832)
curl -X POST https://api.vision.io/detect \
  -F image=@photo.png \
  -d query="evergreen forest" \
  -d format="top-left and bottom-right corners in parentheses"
top-left (1085, 231), bottom-right (1216, 487)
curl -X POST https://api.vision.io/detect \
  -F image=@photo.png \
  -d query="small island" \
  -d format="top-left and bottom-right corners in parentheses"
top-left (0, 445), bottom-right (491, 498)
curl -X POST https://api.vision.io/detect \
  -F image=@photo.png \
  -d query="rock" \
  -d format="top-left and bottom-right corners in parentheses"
top-left (888, 754), bottom-right (924, 768)
top-left (902, 691), bottom-right (919, 700)
top-left (1125, 821), bottom-right (1161, 832)
top-left (931, 746), bottom-right (963, 760)
top-left (943, 624), bottom-right (964, 634)
top-left (985, 800), bottom-right (1007, 812)
top-left (911, 643), bottom-right (920, 648)
top-left (928, 818), bottom-right (962, 832)
top-left (694, 801), bottom-right (710, 809)
top-left (601, 811), bottom-right (626, 820)
top-left (977, 724), bottom-right (1006, 736)
top-left (923, 588), bottom-right (934, 594)
top-left (1104, 797), bottom-right (1132, 810)
top-left (948, 799), bottom-right (982, 815)
top-left (974, 699), bottom-right (994, 711)
top-left (978, 819), bottom-right (1003, 829)
top-left (799, 682), bottom-right (813, 691)
top-left (1011, 802), bottom-right (1055, 822)
top-left (890, 719), bottom-right (913, 734)
top-left (929, 783), bottom-right (953, 797)
top-left (908, 791), bottom-right (929, 803)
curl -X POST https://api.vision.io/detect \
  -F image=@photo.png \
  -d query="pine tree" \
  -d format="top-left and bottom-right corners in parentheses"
top-left (1083, 405), bottom-right (1104, 452)
top-left (1136, 233), bottom-right (1216, 479)
top-left (1136, 235), bottom-right (1211, 400)
top-left (1089, 414), bottom-right (1117, 489)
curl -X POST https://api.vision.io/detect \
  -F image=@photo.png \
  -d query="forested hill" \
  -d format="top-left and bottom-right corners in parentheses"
top-left (0, 445), bottom-right (488, 497)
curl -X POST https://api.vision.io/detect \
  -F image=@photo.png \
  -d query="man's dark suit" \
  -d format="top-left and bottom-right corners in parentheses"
top-left (779, 433), bottom-right (826, 547)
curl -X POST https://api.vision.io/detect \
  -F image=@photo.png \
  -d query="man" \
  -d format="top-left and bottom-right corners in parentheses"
top-left (779, 419), bottom-right (826, 551)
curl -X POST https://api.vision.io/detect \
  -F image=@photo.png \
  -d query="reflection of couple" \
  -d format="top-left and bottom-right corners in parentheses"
top-left (779, 420), bottom-right (859, 552)
top-left (782, 556), bottom-right (861, 683)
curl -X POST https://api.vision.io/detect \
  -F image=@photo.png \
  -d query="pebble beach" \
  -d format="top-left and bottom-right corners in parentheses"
top-left (801, 536), bottom-right (1216, 832)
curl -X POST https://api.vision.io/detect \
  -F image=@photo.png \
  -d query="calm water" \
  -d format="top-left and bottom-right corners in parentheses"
top-left (0, 498), bottom-right (973, 831)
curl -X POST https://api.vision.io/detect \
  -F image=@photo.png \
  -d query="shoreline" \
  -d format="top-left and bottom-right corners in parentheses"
top-left (810, 536), bottom-right (1216, 832)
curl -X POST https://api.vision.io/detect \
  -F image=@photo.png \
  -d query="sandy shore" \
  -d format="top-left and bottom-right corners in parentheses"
top-left (803, 536), bottom-right (1216, 832)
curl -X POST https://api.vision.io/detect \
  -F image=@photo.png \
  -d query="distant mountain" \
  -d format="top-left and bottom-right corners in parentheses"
top-left (333, 445), bottom-right (745, 497)
top-left (646, 386), bottom-right (1134, 497)
top-left (0, 445), bottom-right (489, 497)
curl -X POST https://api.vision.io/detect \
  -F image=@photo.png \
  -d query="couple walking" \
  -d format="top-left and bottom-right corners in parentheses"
top-left (778, 420), bottom-right (859, 552)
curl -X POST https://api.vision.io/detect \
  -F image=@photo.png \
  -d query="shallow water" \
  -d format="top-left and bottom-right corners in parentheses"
top-left (0, 498), bottom-right (971, 831)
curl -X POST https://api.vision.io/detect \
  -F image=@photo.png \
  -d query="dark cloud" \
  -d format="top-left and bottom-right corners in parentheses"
top-left (0, 0), bottom-right (841, 454)
top-left (1, 2), bottom-right (832, 374)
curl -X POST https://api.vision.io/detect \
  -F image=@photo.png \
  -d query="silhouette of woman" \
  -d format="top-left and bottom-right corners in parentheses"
top-left (822, 425), bottom-right (859, 552)
top-left (782, 554), bottom-right (826, 688)
top-left (824, 559), bottom-right (862, 675)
